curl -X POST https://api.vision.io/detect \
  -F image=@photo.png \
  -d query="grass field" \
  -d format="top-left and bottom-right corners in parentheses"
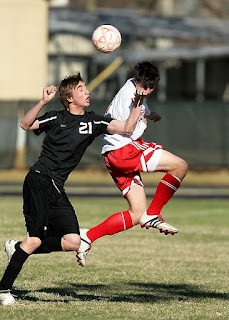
top-left (0, 196), bottom-right (228, 319)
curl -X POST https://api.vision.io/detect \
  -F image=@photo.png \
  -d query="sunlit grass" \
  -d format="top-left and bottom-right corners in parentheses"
top-left (0, 197), bottom-right (228, 320)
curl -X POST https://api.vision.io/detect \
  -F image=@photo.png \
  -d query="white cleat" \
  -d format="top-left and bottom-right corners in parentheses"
top-left (140, 212), bottom-right (178, 235)
top-left (0, 290), bottom-right (16, 305)
top-left (76, 229), bottom-right (91, 267)
top-left (4, 240), bottom-right (18, 262)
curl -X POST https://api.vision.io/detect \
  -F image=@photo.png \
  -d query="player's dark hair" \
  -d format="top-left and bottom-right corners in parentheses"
top-left (58, 73), bottom-right (84, 109)
top-left (133, 61), bottom-right (160, 89)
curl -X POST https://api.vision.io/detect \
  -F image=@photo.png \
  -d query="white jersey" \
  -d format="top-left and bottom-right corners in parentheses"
top-left (101, 78), bottom-right (151, 154)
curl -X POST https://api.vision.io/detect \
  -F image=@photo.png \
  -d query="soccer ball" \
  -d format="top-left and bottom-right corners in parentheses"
top-left (92, 25), bottom-right (121, 54)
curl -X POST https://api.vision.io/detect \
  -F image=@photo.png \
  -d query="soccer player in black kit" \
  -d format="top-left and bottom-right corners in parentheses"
top-left (0, 73), bottom-right (143, 305)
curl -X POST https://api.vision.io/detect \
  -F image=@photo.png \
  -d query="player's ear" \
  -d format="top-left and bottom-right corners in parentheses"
top-left (66, 96), bottom-right (73, 103)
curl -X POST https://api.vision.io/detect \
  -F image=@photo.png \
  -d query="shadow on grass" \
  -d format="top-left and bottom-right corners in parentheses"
top-left (14, 282), bottom-right (229, 304)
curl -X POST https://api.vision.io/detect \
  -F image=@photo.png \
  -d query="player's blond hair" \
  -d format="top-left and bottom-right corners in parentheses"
top-left (58, 73), bottom-right (83, 109)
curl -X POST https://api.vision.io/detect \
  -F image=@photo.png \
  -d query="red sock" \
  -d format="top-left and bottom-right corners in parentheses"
top-left (87, 210), bottom-right (133, 243)
top-left (147, 173), bottom-right (181, 215)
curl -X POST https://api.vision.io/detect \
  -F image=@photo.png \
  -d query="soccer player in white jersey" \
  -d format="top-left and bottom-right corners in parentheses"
top-left (76, 61), bottom-right (188, 267)
top-left (0, 73), bottom-right (143, 305)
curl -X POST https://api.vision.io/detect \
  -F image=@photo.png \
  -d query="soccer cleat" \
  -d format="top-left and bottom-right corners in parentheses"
top-left (4, 240), bottom-right (18, 262)
top-left (140, 212), bottom-right (178, 235)
top-left (76, 228), bottom-right (91, 267)
top-left (0, 290), bottom-right (16, 305)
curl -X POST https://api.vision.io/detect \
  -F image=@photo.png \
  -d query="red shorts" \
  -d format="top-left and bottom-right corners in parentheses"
top-left (104, 139), bottom-right (163, 197)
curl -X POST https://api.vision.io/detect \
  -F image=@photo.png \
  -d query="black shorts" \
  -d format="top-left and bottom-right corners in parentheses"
top-left (23, 169), bottom-right (79, 239)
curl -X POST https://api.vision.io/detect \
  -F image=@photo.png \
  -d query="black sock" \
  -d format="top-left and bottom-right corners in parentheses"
top-left (33, 236), bottom-right (62, 254)
top-left (0, 245), bottom-right (29, 290)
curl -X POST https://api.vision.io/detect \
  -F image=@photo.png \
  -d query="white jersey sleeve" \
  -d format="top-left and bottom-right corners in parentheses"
top-left (101, 78), bottom-right (150, 154)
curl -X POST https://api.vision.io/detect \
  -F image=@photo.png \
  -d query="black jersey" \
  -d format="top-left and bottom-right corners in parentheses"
top-left (31, 109), bottom-right (112, 186)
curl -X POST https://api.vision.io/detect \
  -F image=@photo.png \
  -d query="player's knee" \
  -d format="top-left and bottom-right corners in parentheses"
top-left (129, 209), bottom-right (144, 225)
top-left (179, 158), bottom-right (188, 175)
top-left (174, 157), bottom-right (188, 180)
top-left (21, 237), bottom-right (42, 254)
top-left (64, 234), bottom-right (81, 251)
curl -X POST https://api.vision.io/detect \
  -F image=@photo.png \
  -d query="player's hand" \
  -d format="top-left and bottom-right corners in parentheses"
top-left (133, 90), bottom-right (147, 108)
top-left (147, 111), bottom-right (161, 122)
top-left (42, 86), bottom-right (57, 104)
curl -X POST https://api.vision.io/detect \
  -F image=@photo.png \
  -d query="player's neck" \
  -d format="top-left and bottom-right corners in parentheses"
top-left (68, 105), bottom-right (85, 115)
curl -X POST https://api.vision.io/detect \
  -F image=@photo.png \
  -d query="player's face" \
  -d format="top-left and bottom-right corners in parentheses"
top-left (69, 81), bottom-right (90, 108)
top-left (134, 80), bottom-right (154, 97)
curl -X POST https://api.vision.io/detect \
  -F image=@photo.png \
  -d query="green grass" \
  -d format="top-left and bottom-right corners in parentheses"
top-left (0, 196), bottom-right (228, 320)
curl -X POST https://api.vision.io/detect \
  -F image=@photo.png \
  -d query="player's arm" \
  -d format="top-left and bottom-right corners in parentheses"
top-left (20, 86), bottom-right (57, 131)
top-left (107, 93), bottom-right (145, 134)
top-left (147, 111), bottom-right (161, 122)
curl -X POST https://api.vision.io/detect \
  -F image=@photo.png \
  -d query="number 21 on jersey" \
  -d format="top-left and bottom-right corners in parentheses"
top-left (79, 122), bottom-right (92, 134)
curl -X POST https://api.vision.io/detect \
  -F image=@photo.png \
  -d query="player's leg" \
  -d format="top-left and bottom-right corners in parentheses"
top-left (32, 234), bottom-right (80, 254)
top-left (35, 191), bottom-right (81, 253)
top-left (61, 234), bottom-right (81, 251)
top-left (76, 210), bottom-right (133, 267)
top-left (126, 184), bottom-right (147, 224)
top-left (48, 191), bottom-right (81, 252)
top-left (0, 170), bottom-right (45, 305)
top-left (140, 149), bottom-right (188, 234)
top-left (88, 183), bottom-right (147, 238)
top-left (4, 232), bottom-right (80, 267)
top-left (76, 183), bottom-right (147, 267)
top-left (4, 188), bottom-right (81, 261)
top-left (1, 171), bottom-right (78, 305)
top-left (76, 144), bottom-right (150, 267)
top-left (154, 149), bottom-right (188, 180)
top-left (76, 209), bottom-right (134, 267)
top-left (0, 233), bottom-right (41, 305)
top-left (148, 149), bottom-right (188, 214)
